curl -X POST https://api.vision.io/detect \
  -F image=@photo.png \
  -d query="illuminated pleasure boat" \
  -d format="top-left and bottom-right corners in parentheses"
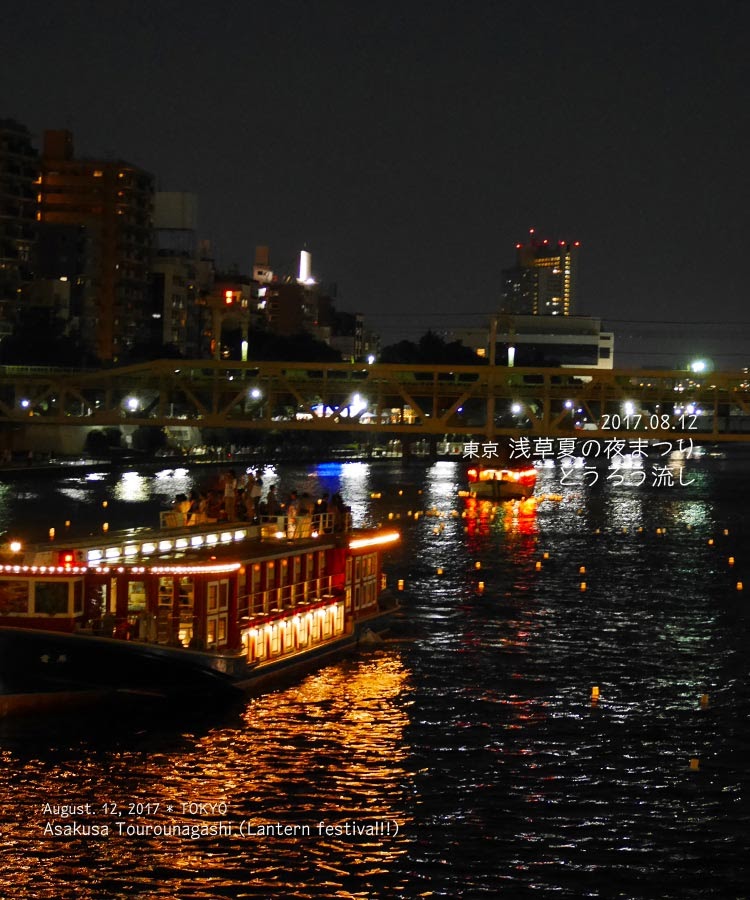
top-left (466, 463), bottom-right (537, 500)
top-left (0, 514), bottom-right (400, 714)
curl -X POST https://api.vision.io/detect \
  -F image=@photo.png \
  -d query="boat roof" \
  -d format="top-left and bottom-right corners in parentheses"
top-left (2, 521), bottom-right (399, 571)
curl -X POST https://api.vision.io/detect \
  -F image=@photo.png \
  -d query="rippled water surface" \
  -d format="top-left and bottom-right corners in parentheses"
top-left (1, 452), bottom-right (750, 898)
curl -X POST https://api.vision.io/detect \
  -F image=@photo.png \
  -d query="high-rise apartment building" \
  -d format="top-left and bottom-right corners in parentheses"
top-left (38, 130), bottom-right (154, 361)
top-left (501, 233), bottom-right (580, 316)
top-left (0, 119), bottom-right (38, 331)
top-left (151, 192), bottom-right (214, 357)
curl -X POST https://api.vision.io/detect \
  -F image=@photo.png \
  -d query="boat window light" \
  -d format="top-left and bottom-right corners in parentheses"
top-left (175, 538), bottom-right (189, 549)
top-left (141, 542), bottom-right (155, 555)
top-left (105, 548), bottom-right (121, 559)
top-left (124, 545), bottom-right (138, 556)
top-left (220, 532), bottom-right (232, 543)
top-left (206, 533), bottom-right (218, 544)
top-left (191, 535), bottom-right (204, 547)
top-left (158, 540), bottom-right (173, 552)
top-left (234, 530), bottom-right (245, 541)
top-left (88, 549), bottom-right (103, 562)
top-left (274, 531), bottom-right (285, 539)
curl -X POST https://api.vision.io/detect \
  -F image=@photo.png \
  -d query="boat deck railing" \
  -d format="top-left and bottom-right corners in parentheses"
top-left (238, 575), bottom-right (337, 617)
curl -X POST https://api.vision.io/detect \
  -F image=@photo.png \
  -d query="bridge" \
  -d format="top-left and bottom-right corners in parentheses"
top-left (1, 359), bottom-right (750, 442)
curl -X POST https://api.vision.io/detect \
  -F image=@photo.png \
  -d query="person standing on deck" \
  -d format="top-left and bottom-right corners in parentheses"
top-left (223, 470), bottom-right (238, 520)
top-left (286, 490), bottom-right (299, 537)
top-left (265, 484), bottom-right (280, 517)
top-left (249, 476), bottom-right (263, 522)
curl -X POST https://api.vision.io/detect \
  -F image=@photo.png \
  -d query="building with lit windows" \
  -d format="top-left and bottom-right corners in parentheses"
top-left (150, 192), bottom-right (214, 357)
top-left (0, 119), bottom-right (37, 333)
top-left (501, 232), bottom-right (580, 316)
top-left (446, 314), bottom-right (613, 369)
top-left (38, 130), bottom-right (154, 361)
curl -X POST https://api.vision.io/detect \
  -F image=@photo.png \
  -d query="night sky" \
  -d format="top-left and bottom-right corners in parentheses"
top-left (3, 1), bottom-right (749, 366)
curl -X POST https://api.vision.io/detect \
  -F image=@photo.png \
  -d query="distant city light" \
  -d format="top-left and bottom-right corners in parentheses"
top-left (349, 394), bottom-right (368, 417)
top-left (690, 359), bottom-right (707, 374)
top-left (250, 388), bottom-right (262, 399)
top-left (511, 403), bottom-right (522, 415)
top-left (126, 397), bottom-right (139, 412)
top-left (367, 355), bottom-right (375, 364)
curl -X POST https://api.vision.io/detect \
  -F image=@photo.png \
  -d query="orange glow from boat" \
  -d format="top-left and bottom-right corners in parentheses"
top-left (348, 531), bottom-right (400, 550)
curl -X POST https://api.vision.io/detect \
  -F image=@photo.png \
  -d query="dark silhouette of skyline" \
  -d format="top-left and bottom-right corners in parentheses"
top-left (3, 1), bottom-right (749, 366)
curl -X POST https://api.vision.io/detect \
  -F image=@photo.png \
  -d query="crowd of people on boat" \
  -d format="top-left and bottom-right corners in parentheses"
top-left (170, 469), bottom-right (350, 532)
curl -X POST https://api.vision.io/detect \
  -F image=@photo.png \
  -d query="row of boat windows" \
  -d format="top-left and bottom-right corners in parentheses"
top-left (243, 603), bottom-right (346, 663)
top-left (0, 553), bottom-right (378, 619)
top-left (0, 578), bottom-right (82, 616)
top-left (237, 551), bottom-right (376, 597)
top-left (241, 552), bottom-right (327, 595)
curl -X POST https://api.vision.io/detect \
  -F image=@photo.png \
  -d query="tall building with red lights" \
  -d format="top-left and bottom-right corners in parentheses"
top-left (501, 231), bottom-right (580, 316)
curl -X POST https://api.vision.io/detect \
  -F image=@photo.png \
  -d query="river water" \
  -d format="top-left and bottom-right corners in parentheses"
top-left (1, 449), bottom-right (749, 899)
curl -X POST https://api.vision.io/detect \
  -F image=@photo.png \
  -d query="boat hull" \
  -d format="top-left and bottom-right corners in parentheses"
top-left (0, 627), bottom-right (243, 703)
top-left (0, 598), bottom-right (399, 715)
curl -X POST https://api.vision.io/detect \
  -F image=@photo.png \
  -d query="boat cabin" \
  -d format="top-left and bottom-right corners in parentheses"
top-left (0, 520), bottom-right (398, 668)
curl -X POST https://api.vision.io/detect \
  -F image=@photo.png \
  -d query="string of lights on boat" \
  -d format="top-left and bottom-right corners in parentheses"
top-left (1, 525), bottom-right (401, 570)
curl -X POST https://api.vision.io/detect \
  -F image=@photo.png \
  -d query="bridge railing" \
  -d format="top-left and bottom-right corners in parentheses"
top-left (0, 360), bottom-right (749, 440)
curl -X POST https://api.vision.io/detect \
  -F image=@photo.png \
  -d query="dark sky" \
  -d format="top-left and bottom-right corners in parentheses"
top-left (3, 0), bottom-right (749, 365)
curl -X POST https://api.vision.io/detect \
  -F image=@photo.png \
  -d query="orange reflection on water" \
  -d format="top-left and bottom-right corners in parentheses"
top-left (463, 496), bottom-right (539, 540)
top-left (0, 656), bottom-right (413, 899)
top-left (157, 655), bottom-right (415, 886)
